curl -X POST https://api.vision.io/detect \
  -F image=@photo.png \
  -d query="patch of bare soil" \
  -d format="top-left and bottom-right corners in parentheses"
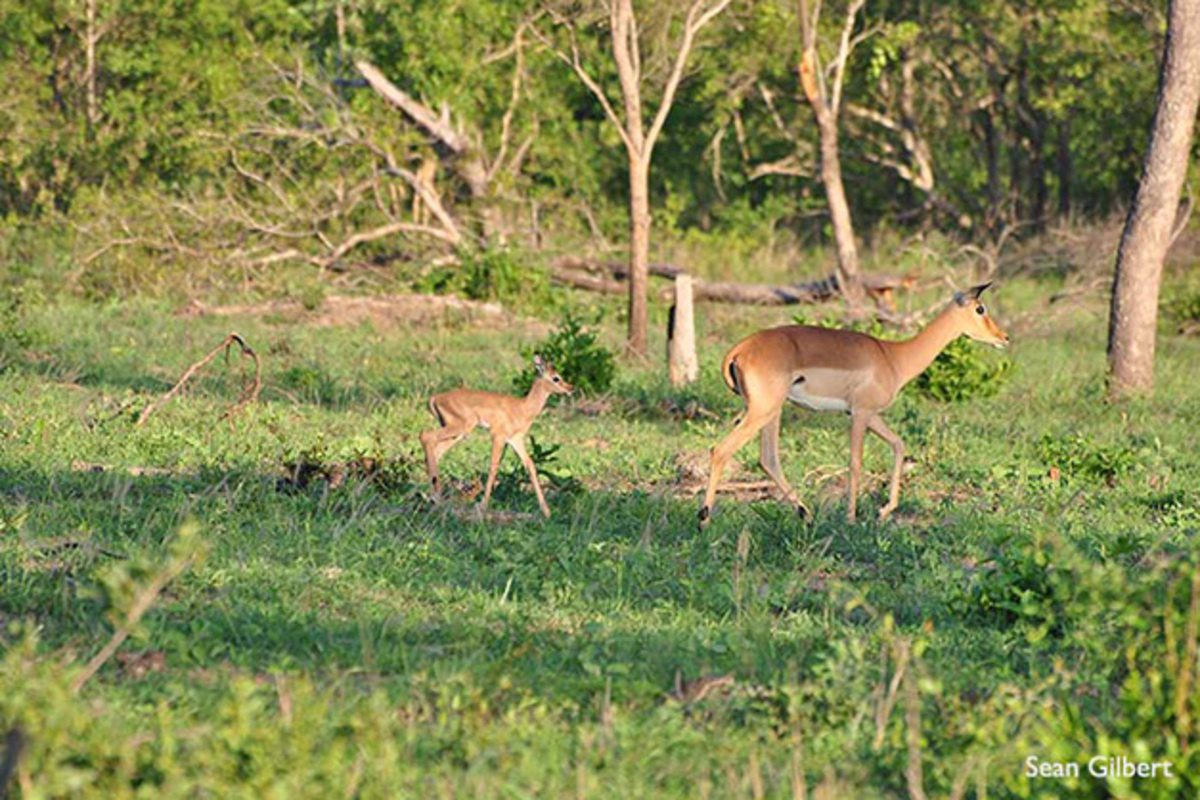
top-left (180, 293), bottom-right (537, 331)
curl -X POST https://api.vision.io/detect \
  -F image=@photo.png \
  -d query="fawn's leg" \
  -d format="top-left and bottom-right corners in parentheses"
top-left (700, 404), bottom-right (779, 529)
top-left (509, 437), bottom-right (551, 518)
top-left (479, 436), bottom-right (506, 511)
top-left (420, 424), bottom-right (470, 497)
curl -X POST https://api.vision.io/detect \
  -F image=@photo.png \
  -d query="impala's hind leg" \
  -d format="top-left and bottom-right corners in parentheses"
top-left (699, 403), bottom-right (778, 529)
top-left (759, 411), bottom-right (809, 518)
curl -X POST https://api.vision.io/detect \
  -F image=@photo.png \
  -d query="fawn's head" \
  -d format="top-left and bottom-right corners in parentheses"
top-left (952, 282), bottom-right (1010, 349)
top-left (533, 355), bottom-right (574, 395)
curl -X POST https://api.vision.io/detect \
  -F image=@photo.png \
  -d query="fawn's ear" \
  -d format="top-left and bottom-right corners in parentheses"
top-left (533, 354), bottom-right (546, 375)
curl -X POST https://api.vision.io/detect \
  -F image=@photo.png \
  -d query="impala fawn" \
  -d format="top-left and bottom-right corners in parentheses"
top-left (420, 355), bottom-right (573, 518)
top-left (699, 283), bottom-right (1009, 527)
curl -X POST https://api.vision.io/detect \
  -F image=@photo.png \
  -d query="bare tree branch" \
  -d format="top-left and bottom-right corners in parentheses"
top-left (532, 13), bottom-right (634, 152)
top-left (355, 61), bottom-right (470, 154)
top-left (643, 0), bottom-right (733, 158)
top-left (829, 0), bottom-right (866, 115)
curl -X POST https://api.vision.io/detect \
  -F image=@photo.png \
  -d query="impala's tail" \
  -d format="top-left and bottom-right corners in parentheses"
top-left (721, 342), bottom-right (747, 397)
top-left (428, 396), bottom-right (447, 427)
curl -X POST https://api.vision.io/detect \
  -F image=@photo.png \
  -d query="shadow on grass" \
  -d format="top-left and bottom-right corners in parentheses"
top-left (0, 463), bottom-right (1033, 706)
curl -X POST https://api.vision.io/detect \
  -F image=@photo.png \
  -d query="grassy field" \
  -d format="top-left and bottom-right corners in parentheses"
top-left (2, 278), bottom-right (1199, 798)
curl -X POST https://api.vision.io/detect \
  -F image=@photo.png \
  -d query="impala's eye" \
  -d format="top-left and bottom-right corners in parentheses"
top-left (976, 305), bottom-right (986, 315)
top-left (552, 376), bottom-right (561, 383)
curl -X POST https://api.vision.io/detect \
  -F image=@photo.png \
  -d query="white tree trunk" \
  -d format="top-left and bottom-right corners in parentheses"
top-left (668, 274), bottom-right (699, 386)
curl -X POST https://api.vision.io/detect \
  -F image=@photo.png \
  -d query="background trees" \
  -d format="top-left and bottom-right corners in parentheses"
top-left (0, 0), bottom-right (1191, 365)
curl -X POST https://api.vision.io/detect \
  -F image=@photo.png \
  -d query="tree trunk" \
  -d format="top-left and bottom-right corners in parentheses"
top-left (799, 44), bottom-right (866, 308)
top-left (84, 0), bottom-right (98, 131)
top-left (980, 108), bottom-right (1002, 228)
top-left (1056, 118), bottom-right (1072, 218)
top-left (817, 120), bottom-right (866, 306)
top-left (1107, 0), bottom-right (1200, 398)
top-left (627, 154), bottom-right (651, 355)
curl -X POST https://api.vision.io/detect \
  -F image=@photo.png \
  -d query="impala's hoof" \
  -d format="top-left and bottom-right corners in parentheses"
top-left (796, 503), bottom-right (810, 520)
top-left (698, 505), bottom-right (711, 530)
top-left (878, 506), bottom-right (896, 521)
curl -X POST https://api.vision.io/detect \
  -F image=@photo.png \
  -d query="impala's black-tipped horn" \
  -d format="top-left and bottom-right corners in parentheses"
top-left (968, 281), bottom-right (994, 299)
top-left (955, 281), bottom-right (994, 305)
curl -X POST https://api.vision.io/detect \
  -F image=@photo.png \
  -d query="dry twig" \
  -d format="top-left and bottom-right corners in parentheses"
top-left (136, 333), bottom-right (261, 426)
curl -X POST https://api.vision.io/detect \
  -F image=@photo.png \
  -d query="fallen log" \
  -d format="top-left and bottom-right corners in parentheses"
top-left (550, 256), bottom-right (914, 308)
top-left (549, 267), bottom-right (625, 295)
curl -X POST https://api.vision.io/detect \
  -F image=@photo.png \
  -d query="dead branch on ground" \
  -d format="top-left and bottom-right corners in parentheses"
top-left (550, 256), bottom-right (915, 309)
top-left (136, 333), bottom-right (261, 427)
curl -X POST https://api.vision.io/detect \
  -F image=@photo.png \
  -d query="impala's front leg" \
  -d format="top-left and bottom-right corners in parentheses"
top-left (867, 415), bottom-right (905, 520)
top-left (847, 414), bottom-right (868, 523)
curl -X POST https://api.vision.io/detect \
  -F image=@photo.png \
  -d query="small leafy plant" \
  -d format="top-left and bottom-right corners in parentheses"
top-left (1037, 432), bottom-right (1138, 485)
top-left (514, 312), bottom-right (615, 396)
top-left (419, 247), bottom-right (552, 310)
top-left (1164, 286), bottom-right (1200, 332)
top-left (914, 337), bottom-right (1013, 402)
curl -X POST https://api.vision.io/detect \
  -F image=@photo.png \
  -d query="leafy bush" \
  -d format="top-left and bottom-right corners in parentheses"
top-left (791, 309), bottom-right (887, 338)
top-left (914, 338), bottom-right (1013, 402)
top-left (0, 283), bottom-right (41, 371)
top-left (1037, 432), bottom-right (1137, 485)
top-left (1164, 286), bottom-right (1200, 331)
top-left (514, 312), bottom-right (615, 396)
top-left (419, 247), bottom-right (552, 311)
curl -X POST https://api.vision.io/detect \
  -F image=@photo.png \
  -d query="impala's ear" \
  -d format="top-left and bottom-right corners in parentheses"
top-left (533, 354), bottom-right (546, 375)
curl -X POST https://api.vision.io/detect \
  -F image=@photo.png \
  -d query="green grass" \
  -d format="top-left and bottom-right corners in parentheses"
top-left (1, 284), bottom-right (1199, 798)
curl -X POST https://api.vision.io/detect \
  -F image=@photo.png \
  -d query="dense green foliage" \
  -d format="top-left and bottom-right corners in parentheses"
top-left (515, 312), bottom-right (617, 396)
top-left (1, 282), bottom-right (1198, 796)
top-left (914, 337), bottom-right (1014, 402)
top-left (0, 0), bottom-right (1179, 291)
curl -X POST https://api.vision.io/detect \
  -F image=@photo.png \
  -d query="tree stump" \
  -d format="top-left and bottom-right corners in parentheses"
top-left (668, 274), bottom-right (699, 386)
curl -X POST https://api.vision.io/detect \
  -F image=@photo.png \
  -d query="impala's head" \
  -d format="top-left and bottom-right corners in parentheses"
top-left (533, 354), bottom-right (574, 395)
top-left (952, 282), bottom-right (1010, 349)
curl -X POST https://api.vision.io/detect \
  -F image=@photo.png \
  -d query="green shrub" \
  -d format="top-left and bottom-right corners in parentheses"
top-left (513, 312), bottom-right (615, 396)
top-left (1164, 286), bottom-right (1200, 331)
top-left (0, 282), bottom-right (41, 372)
top-left (791, 309), bottom-right (887, 338)
top-left (418, 247), bottom-right (552, 311)
top-left (1037, 432), bottom-right (1138, 484)
top-left (914, 338), bottom-right (1013, 402)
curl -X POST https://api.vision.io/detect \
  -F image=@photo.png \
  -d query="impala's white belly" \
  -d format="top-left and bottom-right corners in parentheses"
top-left (787, 368), bottom-right (855, 413)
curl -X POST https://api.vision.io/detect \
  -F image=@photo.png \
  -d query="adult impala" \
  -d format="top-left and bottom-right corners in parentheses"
top-left (420, 355), bottom-right (572, 518)
top-left (698, 283), bottom-right (1009, 527)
